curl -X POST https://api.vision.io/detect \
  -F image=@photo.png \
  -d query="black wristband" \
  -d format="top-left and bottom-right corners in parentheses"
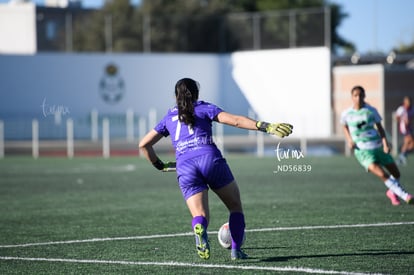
top-left (256, 121), bottom-right (269, 132)
top-left (152, 158), bottom-right (164, 170)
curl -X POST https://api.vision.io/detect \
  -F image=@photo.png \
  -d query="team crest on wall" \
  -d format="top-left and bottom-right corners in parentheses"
top-left (99, 63), bottom-right (125, 104)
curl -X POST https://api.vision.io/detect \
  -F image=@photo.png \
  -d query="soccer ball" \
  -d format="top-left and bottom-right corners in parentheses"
top-left (217, 222), bottom-right (246, 249)
top-left (217, 222), bottom-right (232, 249)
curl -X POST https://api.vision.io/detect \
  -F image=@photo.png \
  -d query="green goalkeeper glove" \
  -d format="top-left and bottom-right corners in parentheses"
top-left (152, 158), bottom-right (176, 172)
top-left (256, 121), bottom-right (293, 138)
top-left (162, 161), bottom-right (176, 172)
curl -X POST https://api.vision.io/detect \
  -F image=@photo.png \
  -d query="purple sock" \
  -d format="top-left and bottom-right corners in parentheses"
top-left (229, 212), bottom-right (245, 250)
top-left (192, 216), bottom-right (208, 230)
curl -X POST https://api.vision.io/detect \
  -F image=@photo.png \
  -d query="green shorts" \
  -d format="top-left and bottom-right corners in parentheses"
top-left (354, 147), bottom-right (395, 171)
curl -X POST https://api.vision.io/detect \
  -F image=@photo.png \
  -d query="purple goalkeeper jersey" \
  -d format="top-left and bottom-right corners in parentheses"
top-left (154, 101), bottom-right (223, 161)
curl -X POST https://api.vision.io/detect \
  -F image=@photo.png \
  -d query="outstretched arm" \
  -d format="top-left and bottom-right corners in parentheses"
top-left (216, 111), bottom-right (293, 138)
top-left (216, 112), bottom-right (258, 130)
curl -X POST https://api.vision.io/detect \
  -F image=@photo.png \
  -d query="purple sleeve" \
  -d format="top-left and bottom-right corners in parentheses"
top-left (203, 102), bottom-right (223, 120)
top-left (154, 115), bottom-right (170, 137)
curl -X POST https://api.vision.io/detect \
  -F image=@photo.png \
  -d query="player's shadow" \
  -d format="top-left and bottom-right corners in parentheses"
top-left (245, 246), bottom-right (289, 250)
top-left (260, 249), bottom-right (414, 262)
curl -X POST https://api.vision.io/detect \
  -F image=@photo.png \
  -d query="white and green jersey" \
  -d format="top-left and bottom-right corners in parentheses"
top-left (340, 104), bottom-right (382, 150)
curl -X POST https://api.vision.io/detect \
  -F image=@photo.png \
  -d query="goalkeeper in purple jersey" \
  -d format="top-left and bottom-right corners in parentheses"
top-left (139, 78), bottom-right (293, 260)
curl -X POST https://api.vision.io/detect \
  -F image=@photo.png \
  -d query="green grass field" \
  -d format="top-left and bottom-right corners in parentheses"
top-left (0, 154), bottom-right (413, 274)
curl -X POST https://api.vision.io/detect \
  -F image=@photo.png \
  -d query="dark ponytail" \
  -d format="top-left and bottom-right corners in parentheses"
top-left (175, 78), bottom-right (199, 127)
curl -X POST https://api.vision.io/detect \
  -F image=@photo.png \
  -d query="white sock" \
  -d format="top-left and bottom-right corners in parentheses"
top-left (384, 176), bottom-right (409, 201)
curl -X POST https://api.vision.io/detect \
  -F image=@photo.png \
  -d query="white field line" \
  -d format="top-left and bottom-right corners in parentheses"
top-left (246, 221), bottom-right (414, 233)
top-left (0, 256), bottom-right (381, 275)
top-left (0, 232), bottom-right (194, 248)
top-left (1, 221), bottom-right (413, 249)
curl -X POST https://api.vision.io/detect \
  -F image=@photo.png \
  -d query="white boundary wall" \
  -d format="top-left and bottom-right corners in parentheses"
top-left (232, 48), bottom-right (331, 137)
top-left (0, 47), bottom-right (331, 138)
top-left (0, 2), bottom-right (36, 54)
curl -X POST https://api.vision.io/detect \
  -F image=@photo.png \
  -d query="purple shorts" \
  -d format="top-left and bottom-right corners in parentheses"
top-left (176, 153), bottom-right (235, 200)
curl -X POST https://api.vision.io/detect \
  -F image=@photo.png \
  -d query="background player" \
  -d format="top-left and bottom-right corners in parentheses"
top-left (139, 78), bottom-right (293, 260)
top-left (341, 85), bottom-right (413, 205)
top-left (395, 96), bottom-right (414, 165)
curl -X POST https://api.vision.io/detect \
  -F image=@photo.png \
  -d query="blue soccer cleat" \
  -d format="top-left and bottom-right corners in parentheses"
top-left (231, 249), bottom-right (248, 260)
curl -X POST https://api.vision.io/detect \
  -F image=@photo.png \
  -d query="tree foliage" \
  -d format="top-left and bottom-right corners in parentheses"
top-left (395, 41), bottom-right (414, 54)
top-left (74, 0), bottom-right (141, 52)
top-left (72, 0), bottom-right (354, 53)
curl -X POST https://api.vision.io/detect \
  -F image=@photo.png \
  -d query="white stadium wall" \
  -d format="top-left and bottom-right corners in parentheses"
top-left (232, 47), bottom-right (331, 138)
top-left (0, 54), bottom-right (226, 117)
top-left (0, 2), bottom-right (37, 54)
top-left (0, 48), bottom-right (331, 138)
